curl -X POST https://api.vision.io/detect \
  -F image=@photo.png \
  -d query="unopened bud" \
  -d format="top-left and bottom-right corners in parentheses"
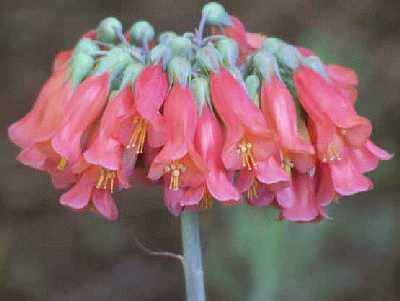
top-left (202, 2), bottom-right (231, 26)
top-left (195, 45), bottom-right (222, 72)
top-left (70, 52), bottom-right (95, 88)
top-left (120, 61), bottom-right (144, 90)
top-left (129, 20), bottom-right (155, 44)
top-left (168, 56), bottom-right (191, 86)
top-left (149, 44), bottom-right (171, 66)
top-left (94, 47), bottom-right (133, 78)
top-left (245, 75), bottom-right (260, 105)
top-left (191, 77), bottom-right (210, 110)
top-left (216, 38), bottom-right (239, 67)
top-left (301, 56), bottom-right (329, 79)
top-left (253, 50), bottom-right (278, 81)
top-left (169, 36), bottom-right (193, 58)
top-left (262, 37), bottom-right (284, 55)
top-left (276, 44), bottom-right (301, 70)
top-left (96, 17), bottom-right (123, 43)
top-left (159, 31), bottom-right (177, 44)
top-left (73, 38), bottom-right (99, 57)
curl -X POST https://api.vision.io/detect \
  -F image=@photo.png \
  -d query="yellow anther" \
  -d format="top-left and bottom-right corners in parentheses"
top-left (247, 181), bottom-right (259, 200)
top-left (127, 117), bottom-right (147, 154)
top-left (96, 168), bottom-right (117, 193)
top-left (237, 139), bottom-right (256, 171)
top-left (165, 161), bottom-right (186, 191)
top-left (199, 191), bottom-right (213, 209)
top-left (57, 157), bottom-right (67, 171)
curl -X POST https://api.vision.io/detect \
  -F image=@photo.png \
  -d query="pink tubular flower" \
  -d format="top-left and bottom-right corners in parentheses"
top-left (210, 68), bottom-right (276, 171)
top-left (276, 171), bottom-right (325, 222)
top-left (187, 105), bottom-right (241, 207)
top-left (148, 82), bottom-right (207, 215)
top-left (261, 74), bottom-right (315, 173)
top-left (210, 68), bottom-right (289, 204)
top-left (59, 166), bottom-right (119, 221)
top-left (294, 65), bottom-right (372, 155)
top-left (115, 64), bottom-right (168, 154)
top-left (83, 88), bottom-right (133, 188)
top-left (51, 72), bottom-right (110, 168)
top-left (8, 52), bottom-right (73, 149)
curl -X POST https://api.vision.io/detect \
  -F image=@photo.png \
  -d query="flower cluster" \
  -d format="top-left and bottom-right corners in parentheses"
top-left (9, 2), bottom-right (392, 222)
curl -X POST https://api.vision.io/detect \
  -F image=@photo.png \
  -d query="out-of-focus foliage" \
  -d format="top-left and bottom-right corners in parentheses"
top-left (1, 0), bottom-right (399, 300)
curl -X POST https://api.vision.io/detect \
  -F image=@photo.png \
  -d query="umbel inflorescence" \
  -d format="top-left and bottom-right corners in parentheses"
top-left (8, 2), bottom-right (392, 222)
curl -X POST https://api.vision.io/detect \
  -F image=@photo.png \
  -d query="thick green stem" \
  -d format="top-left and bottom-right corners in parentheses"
top-left (181, 211), bottom-right (206, 301)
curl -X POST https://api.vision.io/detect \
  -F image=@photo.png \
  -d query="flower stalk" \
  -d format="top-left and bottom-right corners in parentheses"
top-left (181, 211), bottom-right (206, 301)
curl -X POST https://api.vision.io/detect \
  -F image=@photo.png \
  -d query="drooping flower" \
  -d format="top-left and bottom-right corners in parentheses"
top-left (257, 53), bottom-right (315, 173)
top-left (294, 64), bottom-right (372, 155)
top-left (114, 64), bottom-right (168, 155)
top-left (186, 103), bottom-right (241, 208)
top-left (148, 58), bottom-right (207, 215)
top-left (276, 170), bottom-right (324, 222)
top-left (59, 165), bottom-right (120, 220)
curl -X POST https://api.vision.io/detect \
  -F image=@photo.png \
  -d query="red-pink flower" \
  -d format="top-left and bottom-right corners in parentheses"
top-left (276, 170), bottom-right (326, 222)
top-left (114, 64), bottom-right (168, 154)
top-left (180, 105), bottom-right (240, 207)
top-left (261, 74), bottom-right (315, 173)
top-left (148, 82), bottom-right (207, 215)
top-left (51, 72), bottom-right (110, 168)
top-left (210, 69), bottom-right (276, 170)
top-left (59, 165), bottom-right (120, 220)
top-left (294, 65), bottom-right (372, 158)
top-left (9, 52), bottom-right (74, 149)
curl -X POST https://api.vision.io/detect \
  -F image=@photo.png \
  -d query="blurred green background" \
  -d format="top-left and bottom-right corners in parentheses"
top-left (1, 0), bottom-right (399, 300)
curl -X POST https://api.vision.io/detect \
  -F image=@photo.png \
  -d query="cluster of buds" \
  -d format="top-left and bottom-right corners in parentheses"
top-left (9, 2), bottom-right (392, 222)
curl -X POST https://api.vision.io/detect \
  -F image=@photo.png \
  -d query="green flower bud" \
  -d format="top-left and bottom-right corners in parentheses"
top-left (191, 77), bottom-right (210, 110)
top-left (149, 44), bottom-right (171, 66)
top-left (169, 36), bottom-right (193, 58)
top-left (73, 38), bottom-right (99, 57)
top-left (70, 52), bottom-right (95, 88)
top-left (245, 75), bottom-right (260, 106)
top-left (119, 61), bottom-right (144, 90)
top-left (96, 17), bottom-right (123, 43)
top-left (129, 20), bottom-right (155, 44)
top-left (301, 56), bottom-right (328, 79)
top-left (168, 56), bottom-right (191, 86)
top-left (216, 37), bottom-right (239, 67)
top-left (94, 47), bottom-right (133, 79)
top-left (262, 37), bottom-right (284, 55)
top-left (276, 44), bottom-right (301, 70)
top-left (159, 31), bottom-right (177, 44)
top-left (253, 50), bottom-right (278, 81)
top-left (202, 2), bottom-right (231, 26)
top-left (195, 45), bottom-right (222, 73)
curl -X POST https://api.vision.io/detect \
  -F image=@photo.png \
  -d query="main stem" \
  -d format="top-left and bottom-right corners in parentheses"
top-left (181, 211), bottom-right (206, 301)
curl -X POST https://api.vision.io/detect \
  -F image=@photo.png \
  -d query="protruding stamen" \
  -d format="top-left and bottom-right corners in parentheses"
top-left (96, 168), bottom-right (117, 192)
top-left (199, 191), bottom-right (213, 209)
top-left (127, 117), bottom-right (147, 154)
top-left (57, 157), bottom-right (68, 171)
top-left (282, 155), bottom-right (294, 174)
top-left (247, 181), bottom-right (259, 200)
top-left (237, 139), bottom-right (256, 171)
top-left (323, 144), bottom-right (341, 162)
top-left (164, 161), bottom-right (186, 191)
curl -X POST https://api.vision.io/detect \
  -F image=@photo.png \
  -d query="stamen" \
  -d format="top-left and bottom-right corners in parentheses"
top-left (199, 191), bottom-right (213, 209)
top-left (96, 168), bottom-right (117, 192)
top-left (323, 144), bottom-right (341, 162)
top-left (237, 139), bottom-right (256, 171)
top-left (282, 156), bottom-right (294, 174)
top-left (57, 157), bottom-right (67, 171)
top-left (164, 161), bottom-right (186, 191)
top-left (127, 117), bottom-right (147, 154)
top-left (247, 181), bottom-right (259, 200)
